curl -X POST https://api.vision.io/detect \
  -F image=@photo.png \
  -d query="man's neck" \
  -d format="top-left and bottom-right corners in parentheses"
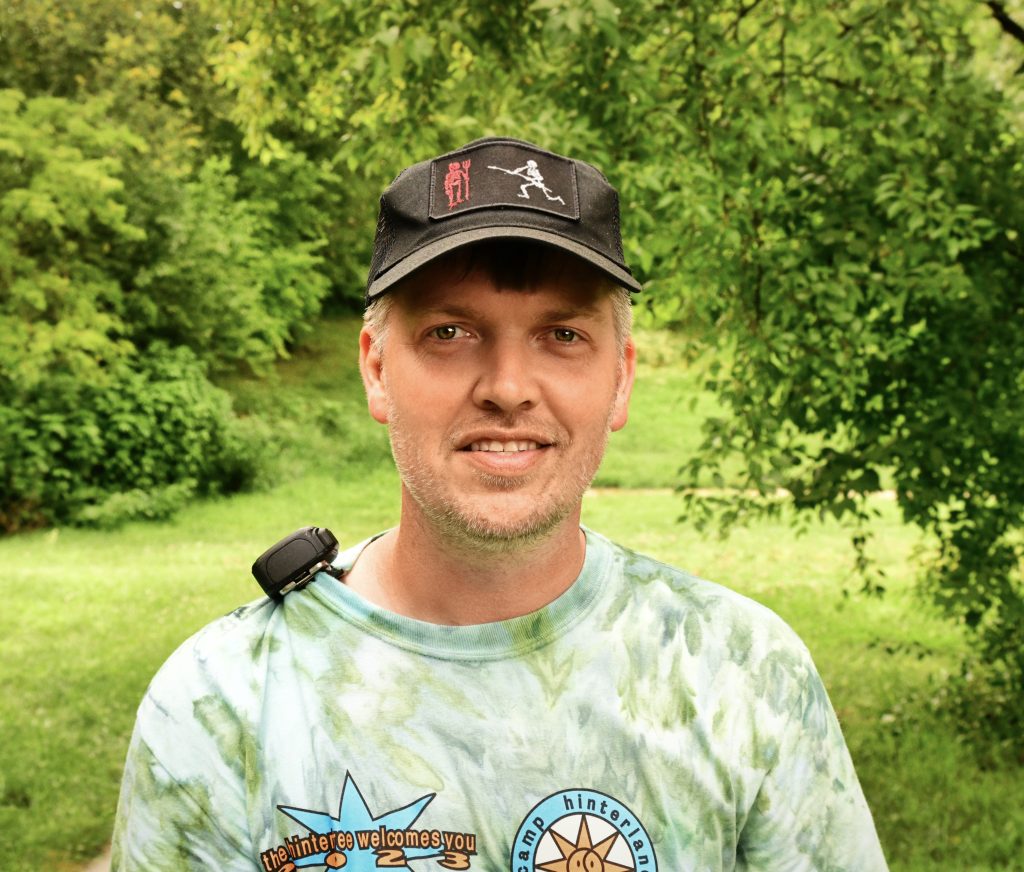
top-left (342, 506), bottom-right (587, 625)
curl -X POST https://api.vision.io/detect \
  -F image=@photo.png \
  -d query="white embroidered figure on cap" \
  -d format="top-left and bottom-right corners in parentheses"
top-left (487, 159), bottom-right (566, 205)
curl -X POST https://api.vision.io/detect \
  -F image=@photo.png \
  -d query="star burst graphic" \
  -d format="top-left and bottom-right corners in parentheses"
top-left (278, 773), bottom-right (437, 870)
top-left (536, 815), bottom-right (634, 872)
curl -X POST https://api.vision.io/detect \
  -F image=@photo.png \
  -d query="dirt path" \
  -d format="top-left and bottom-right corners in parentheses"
top-left (81, 846), bottom-right (110, 872)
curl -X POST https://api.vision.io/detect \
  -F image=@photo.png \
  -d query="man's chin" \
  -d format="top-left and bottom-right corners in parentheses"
top-left (422, 499), bottom-right (574, 555)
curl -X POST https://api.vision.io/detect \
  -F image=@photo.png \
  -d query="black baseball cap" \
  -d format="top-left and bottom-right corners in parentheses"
top-left (365, 137), bottom-right (642, 302)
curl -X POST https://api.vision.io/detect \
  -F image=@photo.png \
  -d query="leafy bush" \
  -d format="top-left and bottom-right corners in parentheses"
top-left (0, 87), bottom-right (324, 530)
top-left (0, 90), bottom-right (258, 532)
top-left (73, 480), bottom-right (200, 529)
top-left (0, 88), bottom-right (143, 388)
top-left (0, 344), bottom-right (265, 531)
top-left (130, 156), bottom-right (329, 373)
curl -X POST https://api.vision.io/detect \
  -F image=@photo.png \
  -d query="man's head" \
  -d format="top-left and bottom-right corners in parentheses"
top-left (360, 139), bottom-right (641, 554)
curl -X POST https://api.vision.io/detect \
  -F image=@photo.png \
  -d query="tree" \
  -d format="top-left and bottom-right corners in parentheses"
top-left (209, 0), bottom-right (1024, 741)
top-left (0, 89), bottom-right (266, 529)
top-left (661, 1), bottom-right (1024, 747)
top-left (0, 2), bottom-right (329, 528)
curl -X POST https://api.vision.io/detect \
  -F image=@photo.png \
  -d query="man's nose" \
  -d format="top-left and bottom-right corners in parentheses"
top-left (471, 339), bottom-right (538, 413)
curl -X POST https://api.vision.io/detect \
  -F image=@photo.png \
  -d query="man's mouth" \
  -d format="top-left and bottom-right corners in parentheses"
top-left (466, 440), bottom-right (543, 453)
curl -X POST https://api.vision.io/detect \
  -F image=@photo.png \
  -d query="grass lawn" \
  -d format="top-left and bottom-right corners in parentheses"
top-left (0, 315), bottom-right (1020, 870)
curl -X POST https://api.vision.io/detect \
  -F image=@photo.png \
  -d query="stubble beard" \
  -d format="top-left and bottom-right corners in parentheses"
top-left (385, 399), bottom-right (613, 556)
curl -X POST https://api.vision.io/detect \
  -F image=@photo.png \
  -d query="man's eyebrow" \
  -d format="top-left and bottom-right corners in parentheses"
top-left (535, 300), bottom-right (609, 323)
top-left (411, 303), bottom-right (481, 320)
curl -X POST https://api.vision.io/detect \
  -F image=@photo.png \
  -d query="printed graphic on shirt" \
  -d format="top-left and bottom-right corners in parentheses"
top-left (429, 141), bottom-right (579, 221)
top-left (510, 789), bottom-right (657, 872)
top-left (261, 772), bottom-right (477, 871)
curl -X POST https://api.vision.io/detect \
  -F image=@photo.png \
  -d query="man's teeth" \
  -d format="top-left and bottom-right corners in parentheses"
top-left (469, 440), bottom-right (540, 452)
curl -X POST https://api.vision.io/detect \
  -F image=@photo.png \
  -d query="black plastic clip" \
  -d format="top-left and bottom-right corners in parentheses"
top-left (251, 526), bottom-right (341, 599)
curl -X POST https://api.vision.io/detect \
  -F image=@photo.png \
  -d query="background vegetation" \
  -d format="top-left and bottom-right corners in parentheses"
top-left (1, 0), bottom-right (1023, 867)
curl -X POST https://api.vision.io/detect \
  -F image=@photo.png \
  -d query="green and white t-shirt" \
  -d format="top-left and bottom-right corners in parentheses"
top-left (112, 528), bottom-right (887, 871)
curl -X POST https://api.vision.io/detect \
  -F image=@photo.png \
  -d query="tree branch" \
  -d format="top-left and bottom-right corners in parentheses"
top-left (729, 0), bottom-right (765, 38)
top-left (986, 1), bottom-right (1024, 47)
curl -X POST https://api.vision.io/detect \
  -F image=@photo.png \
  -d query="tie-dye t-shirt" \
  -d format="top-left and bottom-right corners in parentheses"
top-left (112, 528), bottom-right (887, 871)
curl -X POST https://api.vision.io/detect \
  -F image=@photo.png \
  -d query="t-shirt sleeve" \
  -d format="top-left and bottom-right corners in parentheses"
top-left (736, 650), bottom-right (888, 871)
top-left (111, 645), bottom-right (261, 870)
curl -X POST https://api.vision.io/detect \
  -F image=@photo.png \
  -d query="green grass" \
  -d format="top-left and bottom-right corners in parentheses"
top-left (1, 315), bottom-right (1021, 871)
top-left (596, 324), bottom-right (749, 489)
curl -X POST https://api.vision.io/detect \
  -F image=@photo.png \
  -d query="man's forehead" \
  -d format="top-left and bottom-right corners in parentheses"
top-left (392, 266), bottom-right (614, 320)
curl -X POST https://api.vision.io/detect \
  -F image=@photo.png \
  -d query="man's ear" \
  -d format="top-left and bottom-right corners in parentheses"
top-left (359, 326), bottom-right (389, 425)
top-left (610, 338), bottom-right (637, 432)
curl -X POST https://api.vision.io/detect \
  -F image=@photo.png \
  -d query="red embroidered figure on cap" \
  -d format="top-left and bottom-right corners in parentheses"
top-left (444, 159), bottom-right (471, 209)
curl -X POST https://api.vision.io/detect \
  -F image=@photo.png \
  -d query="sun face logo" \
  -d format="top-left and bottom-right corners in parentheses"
top-left (510, 790), bottom-right (657, 872)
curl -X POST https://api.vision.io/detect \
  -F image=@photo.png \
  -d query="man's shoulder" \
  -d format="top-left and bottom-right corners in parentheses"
top-left (143, 595), bottom-right (280, 707)
top-left (594, 529), bottom-right (811, 657)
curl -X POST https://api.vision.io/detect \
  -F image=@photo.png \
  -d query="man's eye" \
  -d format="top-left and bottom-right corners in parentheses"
top-left (431, 325), bottom-right (464, 340)
top-left (553, 328), bottom-right (579, 343)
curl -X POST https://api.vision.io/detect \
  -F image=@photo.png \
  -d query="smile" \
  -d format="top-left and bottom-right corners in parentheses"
top-left (467, 440), bottom-right (542, 453)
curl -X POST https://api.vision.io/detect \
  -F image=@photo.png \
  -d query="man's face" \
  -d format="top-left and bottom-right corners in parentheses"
top-left (360, 257), bottom-right (636, 552)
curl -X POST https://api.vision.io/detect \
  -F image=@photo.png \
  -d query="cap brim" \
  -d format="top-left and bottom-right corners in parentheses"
top-left (365, 225), bottom-right (643, 301)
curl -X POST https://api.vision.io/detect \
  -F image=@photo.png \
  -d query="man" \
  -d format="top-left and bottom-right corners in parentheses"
top-left (113, 137), bottom-right (887, 871)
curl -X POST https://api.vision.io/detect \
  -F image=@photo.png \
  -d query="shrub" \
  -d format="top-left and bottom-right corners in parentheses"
top-left (0, 344), bottom-right (265, 531)
top-left (130, 157), bottom-right (329, 373)
top-left (0, 89), bottom-right (323, 531)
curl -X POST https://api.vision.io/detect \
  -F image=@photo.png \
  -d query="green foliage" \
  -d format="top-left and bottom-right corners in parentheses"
top-left (0, 87), bottom-right (271, 529)
top-left (132, 156), bottom-right (327, 371)
top-left (0, 342), bottom-right (266, 530)
top-left (0, 88), bottom-right (141, 390)
top-left (642, 2), bottom-right (1024, 745)
top-left (0, 0), bottom-right (335, 530)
